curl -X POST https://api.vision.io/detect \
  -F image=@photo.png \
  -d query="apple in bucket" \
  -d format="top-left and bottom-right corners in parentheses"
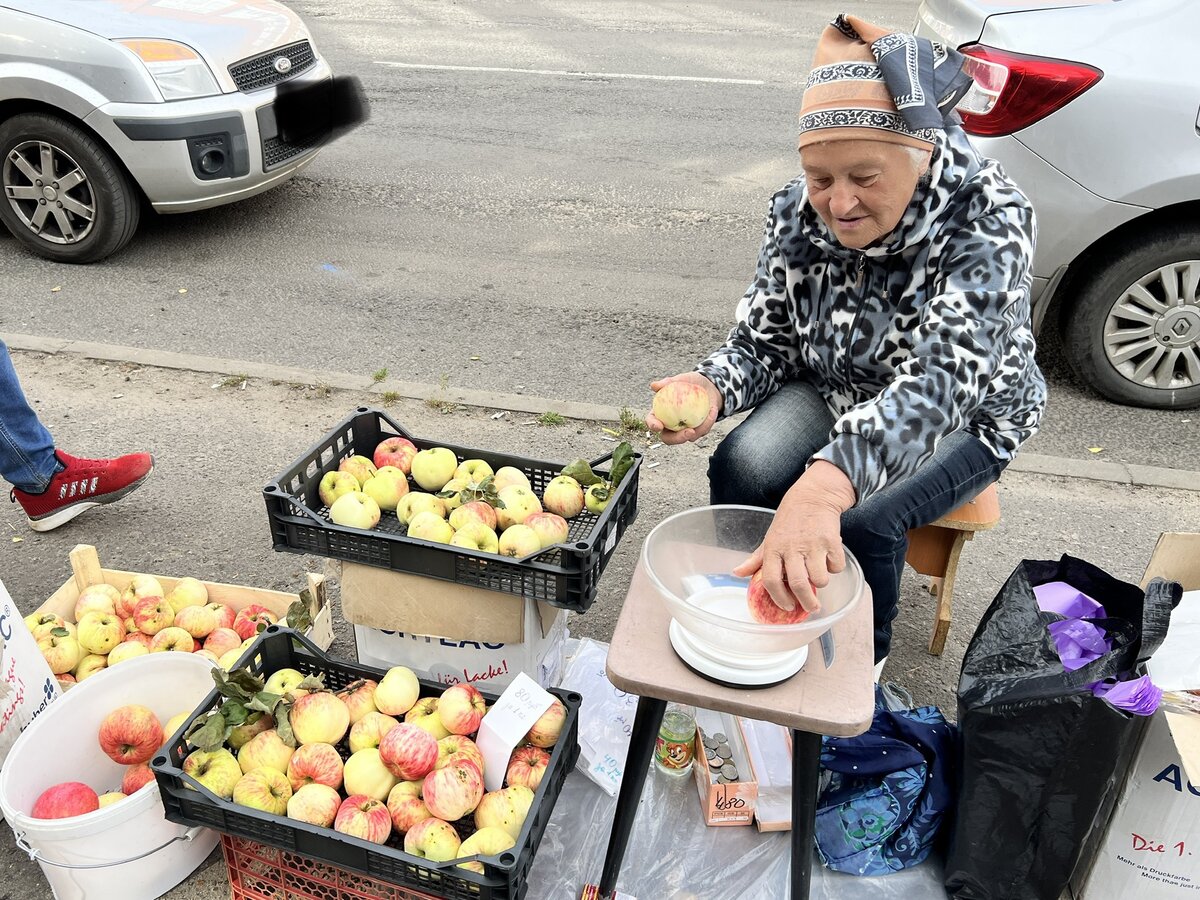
top-left (32, 782), bottom-right (99, 819)
top-left (99, 705), bottom-right (164, 765)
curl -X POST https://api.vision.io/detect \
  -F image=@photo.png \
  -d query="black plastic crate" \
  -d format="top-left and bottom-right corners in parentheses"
top-left (152, 627), bottom-right (581, 900)
top-left (262, 407), bottom-right (641, 613)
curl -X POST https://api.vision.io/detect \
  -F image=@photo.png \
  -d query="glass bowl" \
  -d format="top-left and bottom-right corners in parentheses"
top-left (642, 505), bottom-right (865, 658)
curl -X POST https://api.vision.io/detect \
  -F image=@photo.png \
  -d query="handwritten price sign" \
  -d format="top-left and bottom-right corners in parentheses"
top-left (476, 672), bottom-right (556, 792)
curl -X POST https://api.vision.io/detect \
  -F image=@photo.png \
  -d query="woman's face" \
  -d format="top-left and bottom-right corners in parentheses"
top-left (800, 140), bottom-right (927, 250)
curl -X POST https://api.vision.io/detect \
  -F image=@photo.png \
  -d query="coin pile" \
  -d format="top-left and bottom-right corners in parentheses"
top-left (702, 731), bottom-right (740, 784)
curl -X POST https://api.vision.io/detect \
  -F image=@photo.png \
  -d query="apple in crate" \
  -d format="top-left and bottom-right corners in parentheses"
top-left (492, 466), bottom-right (530, 492)
top-left (77, 612), bottom-right (124, 655)
top-left (449, 500), bottom-right (498, 532)
top-left (404, 817), bottom-right (461, 862)
top-left (387, 781), bottom-right (431, 833)
top-left (336, 679), bottom-right (378, 725)
top-left (338, 455), bottom-right (378, 488)
top-left (375, 665), bottom-right (420, 717)
top-left (132, 596), bottom-right (174, 636)
top-left (423, 760), bottom-right (484, 821)
top-left (542, 475), bottom-right (584, 519)
top-left (349, 711), bottom-right (401, 753)
top-left (182, 748), bottom-right (242, 799)
top-left (151, 626), bottom-right (195, 654)
top-left (379, 723), bottom-right (438, 781)
top-left (410, 447), bottom-right (458, 492)
top-left (526, 512), bottom-right (569, 549)
top-left (233, 768), bottom-right (292, 815)
top-left (405, 698), bottom-right (450, 740)
top-left (363, 467), bottom-right (409, 512)
top-left (437, 734), bottom-right (484, 773)
top-left (318, 470), bottom-right (359, 508)
top-left (204, 627), bottom-right (242, 658)
top-left (455, 458), bottom-right (493, 483)
top-left (238, 729), bottom-right (294, 775)
top-left (651, 380), bottom-right (711, 430)
top-left (407, 510), bottom-right (453, 544)
top-left (122, 574), bottom-right (165, 615)
top-left (107, 641), bottom-right (149, 667)
top-left (329, 491), bottom-right (382, 531)
top-left (373, 436), bottom-right (417, 473)
top-left (99, 704), bottom-right (164, 765)
top-left (506, 745), bottom-right (550, 791)
top-left (166, 576), bottom-right (209, 614)
top-left (174, 604), bottom-right (217, 639)
top-left (746, 569), bottom-right (813, 625)
top-left (455, 826), bottom-right (517, 873)
top-left (450, 522), bottom-right (500, 554)
top-left (32, 782), bottom-right (99, 819)
top-left (498, 524), bottom-right (541, 559)
top-left (438, 477), bottom-right (469, 512)
top-left (287, 742), bottom-right (344, 792)
top-left (343, 748), bottom-right (399, 801)
top-left (495, 486), bottom-right (541, 530)
top-left (73, 653), bottom-right (108, 682)
top-left (38, 630), bottom-right (82, 675)
top-left (526, 698), bottom-right (566, 749)
top-left (289, 691), bottom-right (350, 745)
top-left (74, 583), bottom-right (118, 621)
top-left (438, 685), bottom-right (486, 736)
top-left (122, 763), bottom-right (156, 795)
top-left (288, 783), bottom-right (342, 828)
top-left (335, 794), bottom-right (392, 844)
top-left (475, 785), bottom-right (534, 840)
top-left (233, 605), bottom-right (277, 641)
top-left (263, 667), bottom-right (306, 697)
top-left (206, 603), bottom-right (237, 631)
top-left (227, 712), bottom-right (274, 751)
top-left (397, 492), bottom-right (446, 526)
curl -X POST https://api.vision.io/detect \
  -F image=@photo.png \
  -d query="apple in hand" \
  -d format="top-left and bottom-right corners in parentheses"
top-left (374, 665), bottom-right (420, 717)
top-left (506, 745), bottom-right (550, 791)
top-left (498, 524), bottom-right (541, 559)
top-left (407, 510), bottom-right (454, 544)
top-left (525, 698), bottom-right (566, 748)
top-left (329, 491), bottom-right (382, 530)
top-left (404, 817), bottom-right (461, 862)
top-left (438, 684), bottom-right (487, 735)
top-left (455, 826), bottom-right (517, 873)
top-left (335, 794), bottom-right (392, 844)
top-left (411, 447), bottom-right (459, 492)
top-left (651, 380), bottom-right (712, 431)
top-left (182, 748), bottom-right (242, 799)
top-left (449, 500), bottom-right (498, 532)
top-left (32, 782), bottom-right (99, 819)
top-left (350, 711), bottom-right (401, 753)
top-left (495, 486), bottom-right (541, 530)
top-left (99, 704), bottom-right (164, 765)
top-left (525, 512), bottom-right (569, 549)
top-left (387, 780), bottom-right (431, 833)
top-left (338, 455), bottom-right (378, 488)
top-left (450, 522), bottom-right (500, 554)
top-left (289, 691), bottom-right (351, 746)
top-left (541, 475), bottom-right (584, 518)
top-left (288, 783), bottom-right (342, 827)
top-left (379, 723), bottom-right (439, 781)
top-left (233, 768), bottom-right (292, 815)
top-left (491, 466), bottom-right (530, 493)
top-left (746, 569), bottom-right (813, 625)
top-left (373, 436), bottom-right (417, 473)
top-left (423, 759), bottom-right (484, 821)
top-left (318, 470), bottom-right (360, 508)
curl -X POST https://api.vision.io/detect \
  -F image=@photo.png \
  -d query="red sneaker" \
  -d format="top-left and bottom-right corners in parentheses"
top-left (10, 450), bottom-right (154, 532)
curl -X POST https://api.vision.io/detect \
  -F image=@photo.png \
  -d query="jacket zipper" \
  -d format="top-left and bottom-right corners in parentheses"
top-left (844, 253), bottom-right (867, 389)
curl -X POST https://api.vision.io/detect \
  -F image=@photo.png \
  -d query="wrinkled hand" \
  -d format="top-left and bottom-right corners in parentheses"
top-left (645, 373), bottom-right (722, 445)
top-left (732, 462), bottom-right (857, 613)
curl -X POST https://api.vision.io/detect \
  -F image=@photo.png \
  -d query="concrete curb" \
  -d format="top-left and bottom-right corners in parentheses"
top-left (6, 330), bottom-right (1197, 494)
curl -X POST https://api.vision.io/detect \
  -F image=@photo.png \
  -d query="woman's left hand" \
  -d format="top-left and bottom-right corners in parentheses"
top-left (733, 461), bottom-right (857, 613)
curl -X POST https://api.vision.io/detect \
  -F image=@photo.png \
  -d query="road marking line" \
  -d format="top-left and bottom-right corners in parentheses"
top-left (374, 61), bottom-right (764, 86)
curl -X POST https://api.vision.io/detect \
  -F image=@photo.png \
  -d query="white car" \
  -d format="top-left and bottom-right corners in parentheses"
top-left (916, 0), bottom-right (1200, 409)
top-left (0, 0), bottom-right (333, 263)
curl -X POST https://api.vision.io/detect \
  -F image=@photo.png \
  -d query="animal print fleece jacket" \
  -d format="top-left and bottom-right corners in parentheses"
top-left (697, 127), bottom-right (1047, 504)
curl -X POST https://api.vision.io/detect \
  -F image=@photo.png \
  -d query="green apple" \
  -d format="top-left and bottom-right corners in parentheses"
top-left (329, 491), bottom-right (382, 530)
top-left (338, 455), bottom-right (378, 488)
top-left (408, 511), bottom-right (454, 544)
top-left (585, 484), bottom-right (610, 514)
top-left (439, 477), bottom-right (469, 511)
top-left (264, 667), bottom-right (307, 696)
top-left (183, 748), bottom-right (243, 800)
top-left (397, 492), bottom-right (447, 526)
top-left (233, 768), bottom-right (292, 815)
top-left (411, 447), bottom-right (458, 492)
top-left (498, 524), bottom-right (541, 558)
top-left (454, 459), bottom-right (494, 483)
top-left (492, 466), bottom-right (530, 493)
top-left (450, 522), bottom-right (500, 554)
top-left (319, 470), bottom-right (360, 508)
top-left (375, 666), bottom-right (420, 717)
top-left (363, 467), bottom-right (409, 512)
top-left (343, 748), bottom-right (398, 802)
top-left (496, 486), bottom-right (542, 530)
top-left (541, 475), bottom-right (585, 518)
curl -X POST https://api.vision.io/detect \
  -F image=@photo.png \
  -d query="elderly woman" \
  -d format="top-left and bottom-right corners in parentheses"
top-left (648, 15), bottom-right (1047, 667)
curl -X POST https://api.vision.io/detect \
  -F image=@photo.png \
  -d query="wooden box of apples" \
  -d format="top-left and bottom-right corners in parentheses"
top-left (29, 544), bottom-right (333, 689)
top-left (152, 627), bottom-right (580, 900)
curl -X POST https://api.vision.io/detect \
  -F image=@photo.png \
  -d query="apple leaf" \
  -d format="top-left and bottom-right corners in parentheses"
top-left (440, 475), bottom-right (506, 509)
top-left (276, 700), bottom-right (297, 747)
top-left (608, 442), bottom-right (635, 490)
top-left (185, 714), bottom-right (229, 753)
top-left (221, 700), bottom-right (249, 727)
top-left (296, 675), bottom-right (327, 693)
top-left (560, 459), bottom-right (604, 486)
top-left (223, 668), bottom-right (266, 697)
top-left (247, 691), bottom-right (284, 715)
top-left (285, 597), bottom-right (313, 633)
top-left (49, 626), bottom-right (71, 638)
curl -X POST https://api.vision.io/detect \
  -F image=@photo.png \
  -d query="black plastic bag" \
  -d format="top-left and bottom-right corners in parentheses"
top-left (944, 555), bottom-right (1180, 900)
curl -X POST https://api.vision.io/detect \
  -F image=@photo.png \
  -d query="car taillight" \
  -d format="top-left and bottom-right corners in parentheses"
top-left (955, 44), bottom-right (1102, 137)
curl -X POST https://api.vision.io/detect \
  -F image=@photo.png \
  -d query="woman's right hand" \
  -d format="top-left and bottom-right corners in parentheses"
top-left (645, 373), bottom-right (722, 445)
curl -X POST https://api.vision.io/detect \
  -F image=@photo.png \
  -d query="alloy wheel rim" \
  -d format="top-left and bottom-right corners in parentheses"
top-left (1102, 260), bottom-right (1200, 391)
top-left (2, 141), bottom-right (97, 245)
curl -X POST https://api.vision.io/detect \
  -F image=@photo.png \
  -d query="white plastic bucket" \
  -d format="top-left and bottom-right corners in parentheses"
top-left (0, 652), bottom-right (220, 899)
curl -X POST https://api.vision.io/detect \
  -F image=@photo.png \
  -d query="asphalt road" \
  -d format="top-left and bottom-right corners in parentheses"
top-left (0, 0), bottom-right (1193, 471)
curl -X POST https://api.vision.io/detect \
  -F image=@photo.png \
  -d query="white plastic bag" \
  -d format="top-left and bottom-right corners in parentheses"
top-left (557, 637), bottom-right (640, 796)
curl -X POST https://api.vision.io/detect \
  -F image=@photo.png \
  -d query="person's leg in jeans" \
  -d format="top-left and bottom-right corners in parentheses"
top-left (0, 339), bottom-right (59, 491)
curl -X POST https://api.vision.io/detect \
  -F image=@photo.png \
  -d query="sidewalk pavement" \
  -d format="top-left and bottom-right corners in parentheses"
top-left (0, 345), bottom-right (1196, 899)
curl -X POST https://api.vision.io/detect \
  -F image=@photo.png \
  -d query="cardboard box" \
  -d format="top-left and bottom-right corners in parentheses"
top-left (341, 562), bottom-right (567, 690)
top-left (693, 711), bottom-right (757, 826)
top-left (0, 578), bottom-right (60, 767)
top-left (1071, 533), bottom-right (1200, 899)
top-left (37, 544), bottom-right (334, 650)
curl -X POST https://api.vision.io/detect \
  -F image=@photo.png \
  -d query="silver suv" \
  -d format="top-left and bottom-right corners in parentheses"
top-left (0, 0), bottom-right (332, 263)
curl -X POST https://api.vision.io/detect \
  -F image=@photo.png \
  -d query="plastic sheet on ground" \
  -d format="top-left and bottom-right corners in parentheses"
top-left (523, 762), bottom-right (945, 899)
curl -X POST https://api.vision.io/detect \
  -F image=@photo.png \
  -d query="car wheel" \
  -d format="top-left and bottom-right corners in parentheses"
top-left (0, 112), bottom-right (140, 264)
top-left (1062, 224), bottom-right (1200, 409)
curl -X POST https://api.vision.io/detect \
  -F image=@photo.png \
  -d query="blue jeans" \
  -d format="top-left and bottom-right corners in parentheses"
top-left (708, 380), bottom-right (1005, 663)
top-left (0, 338), bottom-right (58, 492)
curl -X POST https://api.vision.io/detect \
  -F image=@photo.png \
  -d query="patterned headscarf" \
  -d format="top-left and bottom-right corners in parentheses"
top-left (798, 14), bottom-right (973, 150)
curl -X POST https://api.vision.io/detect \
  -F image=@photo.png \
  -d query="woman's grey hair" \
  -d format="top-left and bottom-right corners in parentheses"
top-left (905, 145), bottom-right (933, 175)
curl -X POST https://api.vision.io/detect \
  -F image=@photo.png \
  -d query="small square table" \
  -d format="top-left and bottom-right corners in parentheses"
top-left (594, 559), bottom-right (875, 898)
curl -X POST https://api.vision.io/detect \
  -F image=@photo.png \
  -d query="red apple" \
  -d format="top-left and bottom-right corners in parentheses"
top-left (506, 745), bottom-right (550, 791)
top-left (32, 782), bottom-right (98, 819)
top-left (437, 684), bottom-right (487, 736)
top-left (423, 759), bottom-right (484, 822)
top-left (525, 699), bottom-right (566, 749)
top-left (233, 605), bottom-right (277, 641)
top-left (288, 783), bottom-right (342, 828)
top-left (746, 570), bottom-right (813, 625)
top-left (203, 627), bottom-right (242, 658)
top-left (173, 604), bottom-right (218, 639)
top-left (132, 596), bottom-right (174, 636)
top-left (99, 705), bottom-right (164, 765)
top-left (123, 632), bottom-right (154, 650)
top-left (379, 723), bottom-right (438, 781)
top-left (436, 734), bottom-right (484, 772)
top-left (386, 781), bottom-right (432, 833)
top-left (335, 679), bottom-right (379, 725)
top-left (334, 794), bottom-right (392, 844)
top-left (287, 742), bottom-right (344, 792)
top-left (206, 602), bottom-right (237, 631)
top-left (121, 763), bottom-right (156, 795)
top-left (374, 436), bottom-right (418, 473)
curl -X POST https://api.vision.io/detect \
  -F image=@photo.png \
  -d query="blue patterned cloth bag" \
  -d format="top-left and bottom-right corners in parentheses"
top-left (815, 685), bottom-right (957, 875)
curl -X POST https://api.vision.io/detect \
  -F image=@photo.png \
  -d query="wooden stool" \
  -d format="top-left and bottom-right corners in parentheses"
top-left (905, 483), bottom-right (1001, 656)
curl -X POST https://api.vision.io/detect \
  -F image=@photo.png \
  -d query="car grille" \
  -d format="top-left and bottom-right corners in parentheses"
top-left (262, 133), bottom-right (322, 170)
top-left (228, 41), bottom-right (316, 93)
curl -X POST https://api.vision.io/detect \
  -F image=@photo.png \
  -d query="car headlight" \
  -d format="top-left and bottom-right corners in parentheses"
top-left (117, 39), bottom-right (221, 100)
